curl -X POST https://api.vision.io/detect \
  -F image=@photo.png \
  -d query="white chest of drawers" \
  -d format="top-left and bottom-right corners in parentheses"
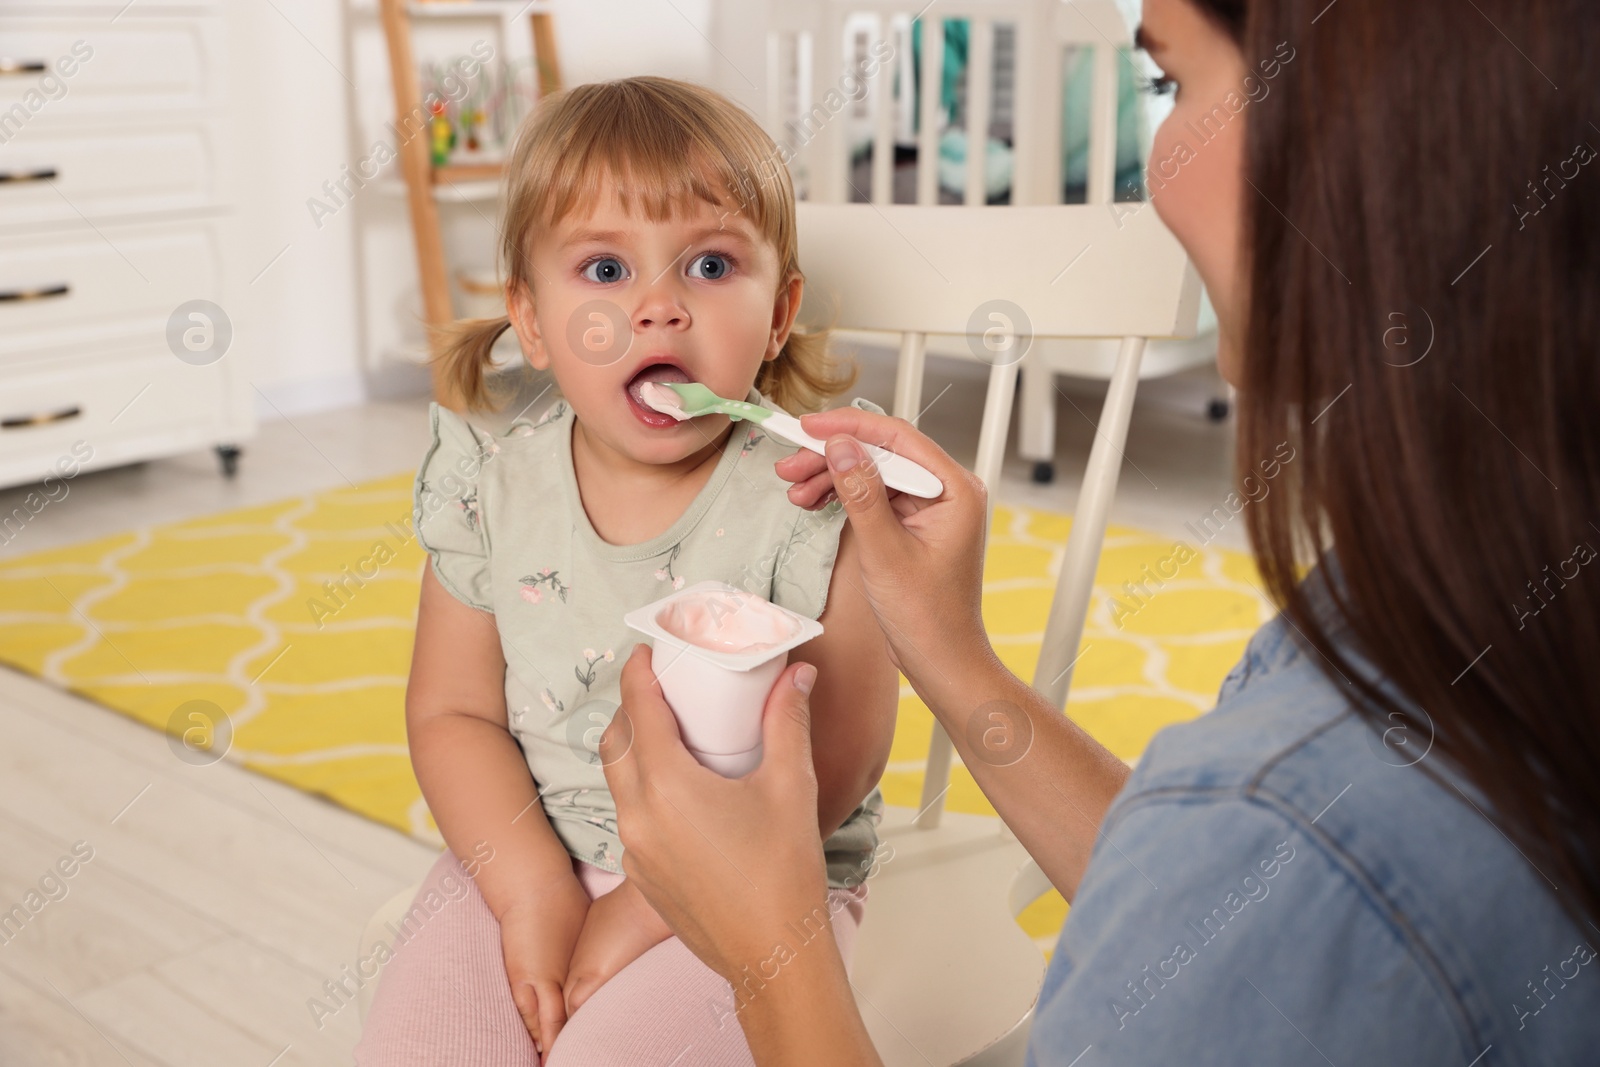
top-left (0, 2), bottom-right (251, 489)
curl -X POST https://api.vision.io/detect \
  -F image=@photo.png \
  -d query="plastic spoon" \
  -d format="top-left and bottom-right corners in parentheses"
top-left (641, 381), bottom-right (943, 499)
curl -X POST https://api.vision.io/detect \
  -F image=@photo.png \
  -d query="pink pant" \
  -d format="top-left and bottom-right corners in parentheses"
top-left (355, 849), bottom-right (868, 1066)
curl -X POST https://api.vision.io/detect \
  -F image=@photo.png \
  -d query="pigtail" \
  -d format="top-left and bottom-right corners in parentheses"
top-left (757, 325), bottom-right (858, 415)
top-left (429, 315), bottom-right (514, 412)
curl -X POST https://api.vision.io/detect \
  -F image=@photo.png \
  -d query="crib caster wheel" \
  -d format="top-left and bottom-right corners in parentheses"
top-left (216, 444), bottom-right (242, 478)
top-left (1206, 398), bottom-right (1231, 422)
top-left (1031, 461), bottom-right (1055, 485)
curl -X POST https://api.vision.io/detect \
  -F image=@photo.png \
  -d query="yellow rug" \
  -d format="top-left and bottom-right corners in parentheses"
top-left (0, 473), bottom-right (1270, 951)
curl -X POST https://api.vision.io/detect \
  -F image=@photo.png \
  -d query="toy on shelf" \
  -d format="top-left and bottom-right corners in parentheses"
top-left (428, 98), bottom-right (455, 167)
top-left (417, 54), bottom-right (541, 169)
top-left (376, 0), bottom-right (562, 406)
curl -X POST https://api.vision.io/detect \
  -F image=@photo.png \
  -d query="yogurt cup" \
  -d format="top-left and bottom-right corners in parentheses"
top-left (624, 580), bottom-right (823, 776)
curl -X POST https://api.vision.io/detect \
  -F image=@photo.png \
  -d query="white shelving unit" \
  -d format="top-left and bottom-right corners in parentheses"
top-left (342, 0), bottom-right (555, 396)
top-left (0, 2), bottom-right (252, 489)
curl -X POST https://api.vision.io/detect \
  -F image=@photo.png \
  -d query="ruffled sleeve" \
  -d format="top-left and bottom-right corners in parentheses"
top-left (769, 396), bottom-right (886, 620)
top-left (413, 403), bottom-right (495, 612)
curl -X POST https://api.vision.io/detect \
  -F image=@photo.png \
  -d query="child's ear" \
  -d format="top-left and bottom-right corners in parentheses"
top-left (506, 279), bottom-right (550, 371)
top-left (765, 272), bottom-right (805, 362)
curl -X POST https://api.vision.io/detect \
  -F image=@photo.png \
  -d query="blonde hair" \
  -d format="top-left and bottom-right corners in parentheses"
top-left (434, 76), bottom-right (853, 413)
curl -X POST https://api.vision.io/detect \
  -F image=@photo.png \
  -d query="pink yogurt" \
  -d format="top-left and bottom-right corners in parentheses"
top-left (625, 581), bottom-right (825, 777)
top-left (656, 590), bottom-right (800, 654)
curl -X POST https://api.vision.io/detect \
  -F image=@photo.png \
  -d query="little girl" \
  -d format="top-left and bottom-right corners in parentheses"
top-left (355, 77), bottom-right (899, 1066)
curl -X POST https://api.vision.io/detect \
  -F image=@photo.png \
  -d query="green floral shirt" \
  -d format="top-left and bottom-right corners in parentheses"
top-left (413, 389), bottom-right (884, 887)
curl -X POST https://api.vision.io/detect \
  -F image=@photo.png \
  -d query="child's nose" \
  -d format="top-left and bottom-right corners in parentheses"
top-left (634, 303), bottom-right (688, 330)
top-left (633, 281), bottom-right (690, 331)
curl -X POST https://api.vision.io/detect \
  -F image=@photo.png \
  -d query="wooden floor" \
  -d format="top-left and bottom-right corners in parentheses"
top-left (0, 354), bottom-right (1235, 1065)
top-left (0, 665), bottom-right (437, 1066)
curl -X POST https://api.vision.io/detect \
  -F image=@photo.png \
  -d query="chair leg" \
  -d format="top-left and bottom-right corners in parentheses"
top-left (973, 359), bottom-right (1021, 534)
top-left (918, 358), bottom-right (1021, 830)
top-left (357, 881), bottom-right (426, 1024)
top-left (893, 331), bottom-right (927, 422)
top-left (915, 725), bottom-right (954, 828)
top-left (1031, 336), bottom-right (1146, 709)
top-left (894, 326), bottom-right (949, 828)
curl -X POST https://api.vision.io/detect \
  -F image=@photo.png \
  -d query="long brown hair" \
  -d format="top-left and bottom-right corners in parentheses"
top-left (1202, 0), bottom-right (1599, 922)
top-left (434, 76), bottom-right (853, 413)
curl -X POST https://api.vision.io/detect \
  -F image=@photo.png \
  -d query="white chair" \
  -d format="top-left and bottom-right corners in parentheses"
top-left (793, 198), bottom-right (1198, 1064)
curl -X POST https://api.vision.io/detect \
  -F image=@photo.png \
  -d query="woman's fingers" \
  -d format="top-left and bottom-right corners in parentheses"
top-left (599, 659), bottom-right (834, 983)
top-left (798, 407), bottom-right (971, 492)
top-left (778, 412), bottom-right (992, 689)
top-left (773, 446), bottom-right (828, 483)
top-left (604, 646), bottom-right (695, 790)
top-left (819, 435), bottom-right (914, 567)
top-left (754, 661), bottom-right (820, 793)
top-left (776, 447), bottom-right (845, 511)
top-left (785, 469), bottom-right (837, 510)
top-left (779, 408), bottom-right (976, 517)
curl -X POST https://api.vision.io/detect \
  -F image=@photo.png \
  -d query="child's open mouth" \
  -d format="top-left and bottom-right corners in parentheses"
top-left (625, 361), bottom-right (694, 429)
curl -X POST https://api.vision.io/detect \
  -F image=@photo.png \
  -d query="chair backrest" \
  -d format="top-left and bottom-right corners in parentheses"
top-left (757, 0), bottom-right (1136, 207)
top-left (797, 202), bottom-right (1197, 339)
top-left (796, 200), bottom-right (1198, 479)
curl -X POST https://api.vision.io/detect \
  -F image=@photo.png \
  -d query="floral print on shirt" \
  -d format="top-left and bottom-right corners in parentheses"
top-left (654, 542), bottom-right (685, 589)
top-left (520, 567), bottom-right (569, 603)
top-left (575, 648), bottom-right (615, 691)
top-left (417, 478), bottom-right (481, 534)
top-left (457, 489), bottom-right (481, 532)
top-left (533, 399), bottom-right (569, 428)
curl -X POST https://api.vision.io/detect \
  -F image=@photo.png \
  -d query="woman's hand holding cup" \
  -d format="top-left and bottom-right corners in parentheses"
top-left (601, 646), bottom-right (832, 984)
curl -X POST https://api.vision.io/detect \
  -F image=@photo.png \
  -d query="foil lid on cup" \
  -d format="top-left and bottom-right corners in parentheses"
top-left (624, 580), bottom-right (823, 672)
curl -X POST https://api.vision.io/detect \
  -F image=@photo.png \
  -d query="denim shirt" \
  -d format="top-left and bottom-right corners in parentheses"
top-left (1027, 564), bottom-right (1596, 1066)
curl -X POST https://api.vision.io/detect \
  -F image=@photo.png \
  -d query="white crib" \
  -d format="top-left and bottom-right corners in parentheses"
top-left (713, 0), bottom-right (1223, 482)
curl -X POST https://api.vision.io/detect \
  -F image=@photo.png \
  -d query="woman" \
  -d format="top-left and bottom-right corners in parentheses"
top-left (601, 0), bottom-right (1599, 1062)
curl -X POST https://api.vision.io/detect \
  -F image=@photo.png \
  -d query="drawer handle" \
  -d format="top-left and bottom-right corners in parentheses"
top-left (2, 406), bottom-right (82, 431)
top-left (0, 284), bottom-right (70, 303)
top-left (0, 168), bottom-right (57, 184)
top-left (0, 59), bottom-right (48, 76)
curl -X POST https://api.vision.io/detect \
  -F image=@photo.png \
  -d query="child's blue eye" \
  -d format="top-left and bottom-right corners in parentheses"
top-left (687, 253), bottom-right (732, 280)
top-left (582, 257), bottom-right (628, 283)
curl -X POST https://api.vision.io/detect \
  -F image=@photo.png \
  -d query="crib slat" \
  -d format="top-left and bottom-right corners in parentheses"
top-left (813, 7), bottom-right (849, 203)
top-left (766, 31), bottom-right (784, 155)
top-left (964, 18), bottom-right (994, 206)
top-left (1086, 37), bottom-right (1118, 205)
top-left (916, 15), bottom-right (944, 206)
top-left (1009, 13), bottom-right (1037, 204)
top-left (796, 29), bottom-right (815, 194)
top-left (871, 15), bottom-right (896, 204)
